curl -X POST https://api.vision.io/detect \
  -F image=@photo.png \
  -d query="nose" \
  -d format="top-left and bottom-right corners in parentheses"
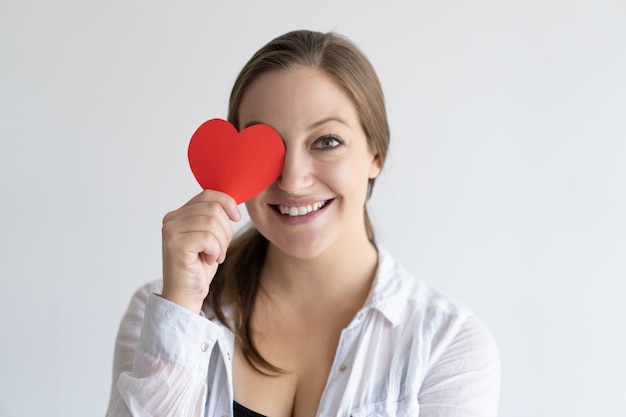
top-left (276, 148), bottom-right (313, 195)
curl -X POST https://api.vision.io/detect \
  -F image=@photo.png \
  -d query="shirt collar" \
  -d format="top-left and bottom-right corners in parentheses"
top-left (362, 246), bottom-right (407, 327)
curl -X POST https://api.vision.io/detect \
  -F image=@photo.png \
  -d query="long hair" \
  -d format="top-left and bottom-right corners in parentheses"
top-left (207, 30), bottom-right (390, 374)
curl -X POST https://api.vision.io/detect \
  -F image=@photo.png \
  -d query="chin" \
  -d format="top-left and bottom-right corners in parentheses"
top-left (265, 231), bottom-right (334, 261)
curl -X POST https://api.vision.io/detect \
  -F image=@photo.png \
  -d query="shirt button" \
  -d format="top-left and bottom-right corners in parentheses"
top-left (338, 364), bottom-right (348, 372)
top-left (200, 342), bottom-right (209, 352)
top-left (357, 312), bottom-right (364, 320)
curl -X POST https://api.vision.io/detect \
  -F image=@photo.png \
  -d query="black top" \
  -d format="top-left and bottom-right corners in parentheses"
top-left (233, 401), bottom-right (267, 417)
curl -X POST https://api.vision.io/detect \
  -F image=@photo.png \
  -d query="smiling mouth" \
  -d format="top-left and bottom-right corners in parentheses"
top-left (272, 199), bottom-right (331, 217)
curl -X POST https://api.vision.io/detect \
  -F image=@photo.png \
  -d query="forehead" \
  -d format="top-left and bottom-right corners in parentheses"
top-left (238, 67), bottom-right (360, 131)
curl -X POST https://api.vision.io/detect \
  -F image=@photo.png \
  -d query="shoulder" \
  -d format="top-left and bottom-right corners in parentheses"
top-left (418, 315), bottom-right (501, 416)
top-left (373, 249), bottom-right (501, 414)
top-left (373, 248), bottom-right (498, 359)
top-left (116, 280), bottom-right (163, 333)
top-left (131, 279), bottom-right (163, 303)
top-left (373, 248), bottom-right (472, 327)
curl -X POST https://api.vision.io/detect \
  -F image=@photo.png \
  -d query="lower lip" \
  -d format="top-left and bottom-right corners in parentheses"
top-left (271, 200), bottom-right (333, 226)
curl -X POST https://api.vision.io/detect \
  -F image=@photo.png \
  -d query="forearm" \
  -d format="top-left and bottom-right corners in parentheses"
top-left (107, 287), bottom-right (218, 417)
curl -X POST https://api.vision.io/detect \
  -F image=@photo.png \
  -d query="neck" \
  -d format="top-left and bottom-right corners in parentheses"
top-left (260, 237), bottom-right (379, 305)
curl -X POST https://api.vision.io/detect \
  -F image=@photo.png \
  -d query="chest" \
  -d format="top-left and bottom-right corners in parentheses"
top-left (209, 309), bottom-right (428, 417)
top-left (232, 311), bottom-right (350, 417)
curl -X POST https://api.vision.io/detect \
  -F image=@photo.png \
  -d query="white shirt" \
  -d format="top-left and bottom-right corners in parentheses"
top-left (107, 248), bottom-right (500, 417)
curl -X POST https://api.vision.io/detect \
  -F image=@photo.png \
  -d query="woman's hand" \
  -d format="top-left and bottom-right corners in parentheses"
top-left (161, 190), bottom-right (241, 313)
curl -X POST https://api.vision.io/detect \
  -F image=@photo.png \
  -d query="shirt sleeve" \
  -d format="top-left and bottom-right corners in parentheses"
top-left (106, 283), bottom-right (219, 417)
top-left (418, 315), bottom-right (501, 417)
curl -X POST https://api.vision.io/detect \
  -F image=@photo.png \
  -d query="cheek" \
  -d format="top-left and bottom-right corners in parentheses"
top-left (319, 157), bottom-right (372, 197)
top-left (244, 194), bottom-right (265, 220)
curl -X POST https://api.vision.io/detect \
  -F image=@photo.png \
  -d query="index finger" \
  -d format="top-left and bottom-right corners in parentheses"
top-left (185, 189), bottom-right (241, 222)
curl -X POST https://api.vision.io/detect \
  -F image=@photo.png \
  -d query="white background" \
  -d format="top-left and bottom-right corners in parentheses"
top-left (1, 1), bottom-right (625, 416)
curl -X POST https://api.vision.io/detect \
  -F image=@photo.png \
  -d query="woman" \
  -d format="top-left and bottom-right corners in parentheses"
top-left (107, 30), bottom-right (500, 417)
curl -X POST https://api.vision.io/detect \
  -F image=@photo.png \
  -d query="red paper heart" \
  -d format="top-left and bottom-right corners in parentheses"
top-left (188, 118), bottom-right (285, 204)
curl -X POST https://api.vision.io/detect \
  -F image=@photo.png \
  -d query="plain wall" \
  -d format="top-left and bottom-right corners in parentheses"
top-left (1, 1), bottom-right (625, 416)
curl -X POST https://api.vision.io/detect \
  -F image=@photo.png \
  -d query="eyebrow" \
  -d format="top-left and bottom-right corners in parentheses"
top-left (242, 120), bottom-right (264, 129)
top-left (306, 117), bottom-right (348, 131)
top-left (242, 117), bottom-right (348, 131)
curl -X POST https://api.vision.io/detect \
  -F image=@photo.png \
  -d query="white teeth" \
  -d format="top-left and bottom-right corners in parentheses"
top-left (278, 200), bottom-right (328, 216)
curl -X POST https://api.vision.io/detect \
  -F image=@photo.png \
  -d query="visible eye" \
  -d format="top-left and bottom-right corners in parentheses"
top-left (312, 135), bottom-right (343, 150)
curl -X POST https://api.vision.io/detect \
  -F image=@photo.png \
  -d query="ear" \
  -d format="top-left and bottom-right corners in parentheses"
top-left (368, 152), bottom-right (382, 179)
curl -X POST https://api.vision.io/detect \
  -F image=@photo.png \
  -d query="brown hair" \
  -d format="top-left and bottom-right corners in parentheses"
top-left (206, 30), bottom-right (390, 373)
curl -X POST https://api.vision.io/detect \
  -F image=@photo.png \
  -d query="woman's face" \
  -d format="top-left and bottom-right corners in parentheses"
top-left (240, 67), bottom-right (381, 260)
